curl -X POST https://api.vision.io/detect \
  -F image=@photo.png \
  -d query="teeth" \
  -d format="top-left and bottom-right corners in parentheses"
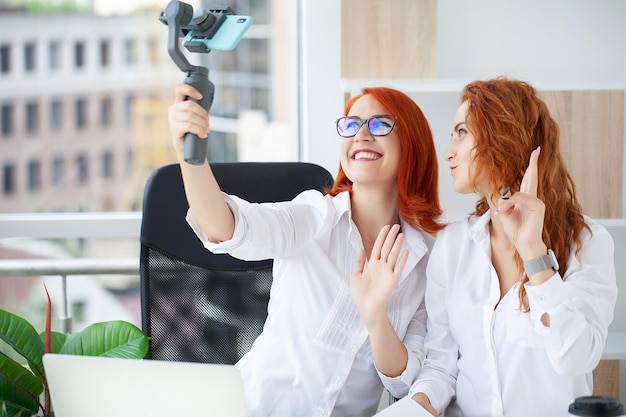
top-left (354, 151), bottom-right (379, 160)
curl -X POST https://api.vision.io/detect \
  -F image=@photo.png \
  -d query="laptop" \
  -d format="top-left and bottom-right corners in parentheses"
top-left (43, 353), bottom-right (248, 417)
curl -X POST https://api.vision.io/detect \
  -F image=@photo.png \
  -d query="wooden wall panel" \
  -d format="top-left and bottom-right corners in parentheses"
top-left (540, 90), bottom-right (624, 219)
top-left (341, 0), bottom-right (437, 79)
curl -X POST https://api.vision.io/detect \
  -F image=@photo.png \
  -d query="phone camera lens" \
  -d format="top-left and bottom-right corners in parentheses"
top-left (237, 18), bottom-right (247, 23)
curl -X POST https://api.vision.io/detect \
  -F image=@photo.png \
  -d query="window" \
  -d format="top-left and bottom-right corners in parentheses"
top-left (74, 41), bottom-right (85, 68)
top-left (49, 41), bottom-right (61, 71)
top-left (27, 159), bottom-right (41, 191)
top-left (75, 98), bottom-right (87, 129)
top-left (249, 39), bottom-right (268, 73)
top-left (102, 150), bottom-right (114, 178)
top-left (2, 163), bottom-right (16, 195)
top-left (124, 38), bottom-right (136, 65)
top-left (0, 44), bottom-right (10, 74)
top-left (148, 36), bottom-right (159, 64)
top-left (26, 101), bottom-right (39, 135)
top-left (50, 99), bottom-right (62, 131)
top-left (124, 94), bottom-right (134, 125)
top-left (1, 103), bottom-right (13, 137)
top-left (52, 156), bottom-right (64, 187)
top-left (76, 153), bottom-right (88, 184)
top-left (100, 96), bottom-right (112, 127)
top-left (100, 40), bottom-right (110, 68)
top-left (24, 42), bottom-right (36, 72)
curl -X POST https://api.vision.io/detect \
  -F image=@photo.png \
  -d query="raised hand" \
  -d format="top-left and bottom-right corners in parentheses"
top-left (350, 224), bottom-right (409, 327)
top-left (496, 147), bottom-right (547, 259)
top-left (168, 84), bottom-right (209, 156)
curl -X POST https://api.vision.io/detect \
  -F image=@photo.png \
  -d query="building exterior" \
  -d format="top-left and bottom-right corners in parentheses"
top-left (0, 1), bottom-right (277, 214)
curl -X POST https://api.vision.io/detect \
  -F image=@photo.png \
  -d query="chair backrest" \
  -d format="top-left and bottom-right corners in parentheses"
top-left (139, 162), bottom-right (334, 364)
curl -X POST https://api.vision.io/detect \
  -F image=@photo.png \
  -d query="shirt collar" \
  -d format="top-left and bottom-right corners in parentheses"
top-left (332, 191), bottom-right (430, 257)
top-left (468, 209), bottom-right (493, 245)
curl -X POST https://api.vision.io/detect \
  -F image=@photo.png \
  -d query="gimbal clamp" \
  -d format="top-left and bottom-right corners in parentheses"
top-left (159, 0), bottom-right (234, 164)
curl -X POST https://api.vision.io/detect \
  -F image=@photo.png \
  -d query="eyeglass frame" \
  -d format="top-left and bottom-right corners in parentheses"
top-left (335, 114), bottom-right (397, 138)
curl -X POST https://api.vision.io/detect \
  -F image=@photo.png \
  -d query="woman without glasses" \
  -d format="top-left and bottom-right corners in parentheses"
top-left (168, 84), bottom-right (445, 417)
top-left (410, 77), bottom-right (617, 417)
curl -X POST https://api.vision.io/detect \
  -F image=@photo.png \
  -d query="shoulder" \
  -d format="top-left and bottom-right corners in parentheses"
top-left (581, 216), bottom-right (615, 248)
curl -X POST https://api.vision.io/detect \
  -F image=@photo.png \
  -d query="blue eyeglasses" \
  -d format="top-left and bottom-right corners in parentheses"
top-left (335, 115), bottom-right (396, 138)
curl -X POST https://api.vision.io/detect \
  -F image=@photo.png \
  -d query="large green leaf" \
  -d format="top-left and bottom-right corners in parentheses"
top-left (38, 332), bottom-right (66, 355)
top-left (59, 321), bottom-right (149, 358)
top-left (0, 311), bottom-right (44, 375)
top-left (0, 355), bottom-right (42, 416)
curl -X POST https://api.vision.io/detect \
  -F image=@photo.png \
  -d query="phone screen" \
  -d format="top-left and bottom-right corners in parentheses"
top-left (183, 15), bottom-right (254, 52)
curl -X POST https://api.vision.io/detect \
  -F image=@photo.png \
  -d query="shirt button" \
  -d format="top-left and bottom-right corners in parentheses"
top-left (538, 295), bottom-right (547, 303)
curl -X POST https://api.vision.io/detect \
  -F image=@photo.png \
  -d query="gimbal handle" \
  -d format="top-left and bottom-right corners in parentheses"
top-left (160, 0), bottom-right (215, 165)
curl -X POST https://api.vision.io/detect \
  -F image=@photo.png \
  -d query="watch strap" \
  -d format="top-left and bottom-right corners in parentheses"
top-left (523, 249), bottom-right (559, 277)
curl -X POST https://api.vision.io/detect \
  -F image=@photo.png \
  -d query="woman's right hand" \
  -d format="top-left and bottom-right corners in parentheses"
top-left (168, 84), bottom-right (210, 158)
top-left (411, 392), bottom-right (438, 416)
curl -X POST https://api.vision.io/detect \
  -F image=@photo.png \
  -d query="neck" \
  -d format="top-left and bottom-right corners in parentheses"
top-left (350, 186), bottom-right (400, 247)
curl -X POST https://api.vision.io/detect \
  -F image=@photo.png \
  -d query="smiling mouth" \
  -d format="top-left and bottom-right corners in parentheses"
top-left (353, 151), bottom-right (381, 160)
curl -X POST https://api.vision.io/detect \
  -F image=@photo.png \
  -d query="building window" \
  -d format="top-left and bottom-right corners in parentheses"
top-left (124, 94), bottom-right (134, 125)
top-left (49, 41), bottom-right (61, 71)
top-left (100, 96), bottom-right (112, 127)
top-left (1, 103), bottom-right (13, 137)
top-left (2, 163), bottom-right (16, 195)
top-left (52, 156), bottom-right (64, 187)
top-left (26, 101), bottom-right (39, 135)
top-left (76, 153), bottom-right (88, 184)
top-left (100, 40), bottom-right (110, 68)
top-left (0, 44), bottom-right (11, 74)
top-left (50, 99), bottom-right (62, 131)
top-left (75, 98), bottom-right (87, 129)
top-left (74, 41), bottom-right (85, 68)
top-left (27, 159), bottom-right (41, 191)
top-left (102, 150), bottom-right (114, 178)
top-left (124, 38), bottom-right (136, 65)
top-left (24, 42), bottom-right (36, 72)
top-left (148, 36), bottom-right (159, 64)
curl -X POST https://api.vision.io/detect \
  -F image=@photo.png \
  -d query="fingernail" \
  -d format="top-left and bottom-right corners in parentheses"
top-left (501, 186), bottom-right (510, 200)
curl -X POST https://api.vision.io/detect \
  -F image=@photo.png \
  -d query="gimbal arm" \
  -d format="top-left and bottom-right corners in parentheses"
top-left (160, 0), bottom-right (215, 164)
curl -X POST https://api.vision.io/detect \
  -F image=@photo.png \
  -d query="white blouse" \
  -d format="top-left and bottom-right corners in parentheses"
top-left (187, 190), bottom-right (434, 417)
top-left (409, 211), bottom-right (617, 417)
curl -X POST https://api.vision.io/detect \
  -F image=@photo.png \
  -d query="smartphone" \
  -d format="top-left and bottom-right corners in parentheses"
top-left (183, 15), bottom-right (253, 51)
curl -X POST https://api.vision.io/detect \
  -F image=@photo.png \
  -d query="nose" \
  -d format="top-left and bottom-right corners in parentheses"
top-left (444, 143), bottom-right (455, 161)
top-left (353, 122), bottom-right (373, 141)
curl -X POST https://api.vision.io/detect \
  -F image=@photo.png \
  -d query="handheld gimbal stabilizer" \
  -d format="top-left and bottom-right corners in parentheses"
top-left (159, 1), bottom-right (234, 164)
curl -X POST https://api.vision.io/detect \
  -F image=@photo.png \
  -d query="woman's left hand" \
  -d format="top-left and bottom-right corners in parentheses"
top-left (350, 224), bottom-right (408, 327)
top-left (497, 147), bottom-right (548, 259)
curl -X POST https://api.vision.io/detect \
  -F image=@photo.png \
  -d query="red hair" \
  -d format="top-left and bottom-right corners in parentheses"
top-left (326, 87), bottom-right (444, 234)
top-left (461, 78), bottom-right (589, 310)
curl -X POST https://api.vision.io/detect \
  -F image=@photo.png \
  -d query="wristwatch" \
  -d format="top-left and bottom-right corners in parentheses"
top-left (523, 249), bottom-right (559, 277)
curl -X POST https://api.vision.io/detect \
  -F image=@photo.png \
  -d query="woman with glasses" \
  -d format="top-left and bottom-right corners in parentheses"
top-left (168, 84), bottom-right (444, 417)
top-left (409, 77), bottom-right (617, 417)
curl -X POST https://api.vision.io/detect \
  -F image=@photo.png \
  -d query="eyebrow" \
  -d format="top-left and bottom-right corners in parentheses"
top-left (453, 121), bottom-right (466, 131)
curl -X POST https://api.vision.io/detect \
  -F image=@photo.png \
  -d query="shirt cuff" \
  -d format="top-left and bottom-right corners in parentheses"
top-left (524, 273), bottom-right (565, 334)
top-left (377, 344), bottom-right (420, 398)
top-left (185, 194), bottom-right (247, 252)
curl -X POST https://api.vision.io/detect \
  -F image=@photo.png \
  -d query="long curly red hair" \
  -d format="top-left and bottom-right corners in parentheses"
top-left (326, 87), bottom-right (445, 234)
top-left (462, 78), bottom-right (589, 310)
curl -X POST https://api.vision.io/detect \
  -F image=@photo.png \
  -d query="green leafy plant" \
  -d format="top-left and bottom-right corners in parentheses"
top-left (0, 286), bottom-right (149, 417)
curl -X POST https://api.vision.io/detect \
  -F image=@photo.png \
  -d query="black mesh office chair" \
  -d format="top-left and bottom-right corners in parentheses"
top-left (139, 162), bottom-right (334, 364)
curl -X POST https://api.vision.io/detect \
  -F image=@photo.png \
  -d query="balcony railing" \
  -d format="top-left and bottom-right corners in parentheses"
top-left (0, 212), bottom-right (142, 333)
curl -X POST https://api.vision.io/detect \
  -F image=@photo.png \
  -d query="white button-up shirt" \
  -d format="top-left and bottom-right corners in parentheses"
top-left (187, 190), bottom-right (434, 417)
top-left (409, 212), bottom-right (617, 417)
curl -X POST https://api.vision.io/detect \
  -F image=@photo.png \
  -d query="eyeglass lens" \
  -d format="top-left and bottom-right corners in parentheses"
top-left (336, 115), bottom-right (395, 137)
